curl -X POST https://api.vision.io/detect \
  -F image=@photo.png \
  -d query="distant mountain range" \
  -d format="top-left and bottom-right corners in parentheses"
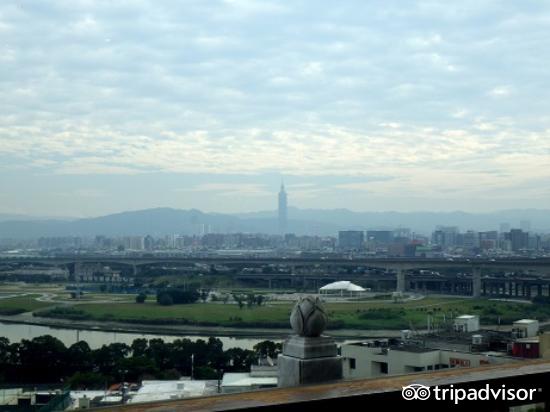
top-left (0, 213), bottom-right (77, 222)
top-left (0, 207), bottom-right (549, 239)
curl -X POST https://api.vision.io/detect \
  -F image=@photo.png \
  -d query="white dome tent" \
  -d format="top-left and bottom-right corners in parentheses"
top-left (319, 281), bottom-right (367, 297)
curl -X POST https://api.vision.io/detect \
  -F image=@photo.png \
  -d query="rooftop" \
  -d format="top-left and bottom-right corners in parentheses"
top-left (390, 344), bottom-right (439, 353)
top-left (456, 315), bottom-right (478, 320)
top-left (94, 359), bottom-right (550, 411)
top-left (128, 380), bottom-right (217, 404)
top-left (514, 319), bottom-right (538, 324)
top-left (221, 373), bottom-right (278, 388)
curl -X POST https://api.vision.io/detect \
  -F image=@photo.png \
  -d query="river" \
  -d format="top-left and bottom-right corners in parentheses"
top-left (0, 321), bottom-right (281, 350)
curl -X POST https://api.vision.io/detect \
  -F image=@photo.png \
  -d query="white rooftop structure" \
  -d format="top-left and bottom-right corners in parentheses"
top-left (512, 319), bottom-right (539, 338)
top-left (128, 380), bottom-right (217, 404)
top-left (514, 319), bottom-right (538, 325)
top-left (221, 373), bottom-right (278, 394)
top-left (454, 315), bottom-right (480, 333)
top-left (319, 281), bottom-right (367, 296)
top-left (68, 390), bottom-right (109, 405)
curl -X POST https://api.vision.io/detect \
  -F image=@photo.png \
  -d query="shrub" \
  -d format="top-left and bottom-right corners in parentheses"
top-left (36, 307), bottom-right (92, 320)
top-left (158, 293), bottom-right (174, 306)
top-left (135, 293), bottom-right (147, 304)
top-left (156, 288), bottom-right (199, 305)
top-left (0, 308), bottom-right (25, 316)
top-left (359, 308), bottom-right (405, 320)
top-left (532, 296), bottom-right (550, 305)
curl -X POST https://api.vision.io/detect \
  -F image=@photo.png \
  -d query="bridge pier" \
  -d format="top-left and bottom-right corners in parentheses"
top-left (396, 269), bottom-right (406, 293)
top-left (472, 268), bottom-right (481, 298)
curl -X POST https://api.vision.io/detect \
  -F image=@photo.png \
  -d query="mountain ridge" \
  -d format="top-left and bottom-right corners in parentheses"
top-left (0, 207), bottom-right (549, 239)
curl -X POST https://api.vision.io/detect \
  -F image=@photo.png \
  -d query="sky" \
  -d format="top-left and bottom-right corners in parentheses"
top-left (1, 0), bottom-right (550, 217)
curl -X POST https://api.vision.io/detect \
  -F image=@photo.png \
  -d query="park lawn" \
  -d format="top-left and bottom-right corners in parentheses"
top-left (38, 296), bottom-right (550, 330)
top-left (71, 303), bottom-right (315, 327)
top-left (57, 297), bottom-right (457, 324)
top-left (75, 293), bottom-right (136, 302)
top-left (0, 295), bottom-right (54, 315)
top-left (328, 298), bottom-right (550, 329)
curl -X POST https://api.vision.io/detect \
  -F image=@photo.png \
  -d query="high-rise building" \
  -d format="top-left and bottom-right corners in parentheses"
top-left (366, 230), bottom-right (394, 245)
top-left (278, 183), bottom-right (288, 234)
top-left (506, 229), bottom-right (529, 252)
top-left (144, 235), bottom-right (155, 251)
top-left (338, 231), bottom-right (365, 251)
top-left (432, 226), bottom-right (459, 249)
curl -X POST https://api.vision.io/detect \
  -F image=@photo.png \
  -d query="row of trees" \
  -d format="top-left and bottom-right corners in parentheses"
top-left (232, 293), bottom-right (265, 309)
top-left (0, 335), bottom-right (281, 387)
top-left (134, 290), bottom-right (268, 308)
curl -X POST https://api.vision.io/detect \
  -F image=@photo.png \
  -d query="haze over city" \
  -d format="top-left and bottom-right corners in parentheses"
top-left (1, 1), bottom-right (550, 217)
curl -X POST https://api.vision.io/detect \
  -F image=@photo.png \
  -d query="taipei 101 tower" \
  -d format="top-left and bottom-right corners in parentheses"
top-left (278, 183), bottom-right (288, 234)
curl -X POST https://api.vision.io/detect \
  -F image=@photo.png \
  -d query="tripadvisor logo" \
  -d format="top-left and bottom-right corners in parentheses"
top-left (402, 384), bottom-right (541, 404)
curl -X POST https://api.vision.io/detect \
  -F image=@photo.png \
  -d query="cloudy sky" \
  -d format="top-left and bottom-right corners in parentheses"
top-left (1, 0), bottom-right (550, 217)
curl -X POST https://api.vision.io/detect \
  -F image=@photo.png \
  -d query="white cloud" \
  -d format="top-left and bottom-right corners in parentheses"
top-left (1, 1), bottom-right (550, 213)
top-left (488, 86), bottom-right (512, 98)
top-left (407, 33), bottom-right (443, 48)
top-left (178, 183), bottom-right (271, 198)
top-left (451, 109), bottom-right (468, 119)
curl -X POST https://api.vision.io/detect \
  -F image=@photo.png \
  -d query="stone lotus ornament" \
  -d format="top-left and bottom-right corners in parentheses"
top-left (289, 295), bottom-right (328, 337)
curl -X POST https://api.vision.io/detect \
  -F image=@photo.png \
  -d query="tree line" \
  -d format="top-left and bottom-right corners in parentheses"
top-left (0, 335), bottom-right (281, 388)
top-left (134, 288), bottom-right (268, 308)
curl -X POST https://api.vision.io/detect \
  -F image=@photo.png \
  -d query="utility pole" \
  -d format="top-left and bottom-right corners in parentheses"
top-left (191, 354), bottom-right (194, 380)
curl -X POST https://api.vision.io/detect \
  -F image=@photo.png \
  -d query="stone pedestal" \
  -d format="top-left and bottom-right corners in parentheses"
top-left (278, 335), bottom-right (342, 387)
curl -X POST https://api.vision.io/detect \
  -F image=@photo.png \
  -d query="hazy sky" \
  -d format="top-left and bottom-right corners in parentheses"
top-left (1, 1), bottom-right (550, 217)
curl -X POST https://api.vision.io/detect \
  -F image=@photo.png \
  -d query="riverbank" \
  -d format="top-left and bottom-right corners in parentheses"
top-left (0, 314), bottom-right (404, 339)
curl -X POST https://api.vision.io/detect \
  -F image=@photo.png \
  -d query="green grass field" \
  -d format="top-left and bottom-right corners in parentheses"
top-left (0, 295), bottom-right (54, 315)
top-left (36, 296), bottom-right (550, 330)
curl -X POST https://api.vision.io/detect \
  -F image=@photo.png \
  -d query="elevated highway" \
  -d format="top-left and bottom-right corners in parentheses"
top-left (2, 255), bottom-right (550, 271)
top-left (3, 255), bottom-right (550, 298)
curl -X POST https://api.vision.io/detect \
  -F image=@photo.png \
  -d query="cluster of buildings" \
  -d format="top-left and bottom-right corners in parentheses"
top-left (342, 316), bottom-right (547, 380)
top-left (336, 224), bottom-right (550, 257)
top-left (3, 225), bottom-right (548, 259)
top-left (1, 186), bottom-right (549, 258)
top-left (0, 363), bottom-right (278, 410)
top-left (431, 225), bottom-right (544, 254)
top-left (1, 233), bottom-right (338, 255)
top-left (1, 187), bottom-right (550, 259)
